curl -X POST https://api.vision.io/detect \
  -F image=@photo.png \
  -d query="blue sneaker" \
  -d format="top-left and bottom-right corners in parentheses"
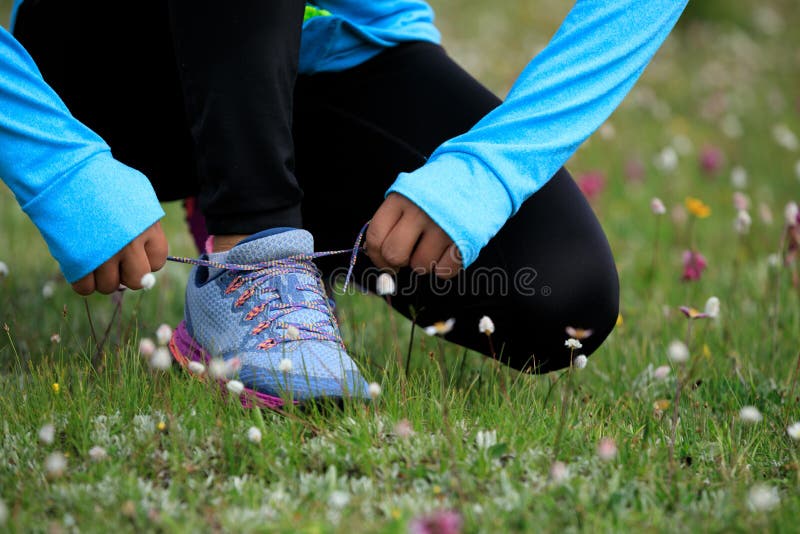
top-left (169, 228), bottom-right (369, 405)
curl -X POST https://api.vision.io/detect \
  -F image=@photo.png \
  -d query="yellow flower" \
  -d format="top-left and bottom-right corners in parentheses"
top-left (432, 485), bottom-right (442, 495)
top-left (390, 508), bottom-right (402, 520)
top-left (702, 344), bottom-right (711, 359)
top-left (51, 382), bottom-right (60, 394)
top-left (157, 421), bottom-right (167, 432)
top-left (685, 197), bottom-right (711, 218)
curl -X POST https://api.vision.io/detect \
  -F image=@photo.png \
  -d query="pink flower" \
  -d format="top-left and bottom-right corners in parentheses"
top-left (699, 145), bottom-right (724, 176)
top-left (682, 250), bottom-right (708, 281)
top-left (679, 306), bottom-right (709, 320)
top-left (577, 171), bottom-right (606, 201)
top-left (625, 158), bottom-right (645, 183)
top-left (408, 510), bottom-right (463, 534)
top-left (733, 192), bottom-right (750, 211)
top-left (597, 438), bottom-right (618, 461)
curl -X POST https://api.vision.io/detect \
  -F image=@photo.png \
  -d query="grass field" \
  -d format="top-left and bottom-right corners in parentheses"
top-left (2, 1), bottom-right (800, 532)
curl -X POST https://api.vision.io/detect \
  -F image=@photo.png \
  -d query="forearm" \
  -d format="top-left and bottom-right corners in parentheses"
top-left (388, 0), bottom-right (688, 267)
top-left (0, 27), bottom-right (163, 282)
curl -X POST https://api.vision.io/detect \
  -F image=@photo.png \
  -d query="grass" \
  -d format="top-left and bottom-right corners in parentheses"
top-left (2, 0), bottom-right (800, 531)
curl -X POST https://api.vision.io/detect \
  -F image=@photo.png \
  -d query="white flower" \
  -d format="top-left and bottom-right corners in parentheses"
top-left (573, 354), bottom-right (588, 370)
top-left (747, 484), bottom-right (780, 512)
top-left (654, 146), bottom-right (678, 172)
top-left (328, 491), bottom-right (350, 509)
top-left (368, 382), bottom-right (382, 400)
top-left (393, 419), bottom-right (414, 438)
top-left (187, 361), bottom-right (206, 375)
top-left (42, 281), bottom-right (55, 299)
top-left (0, 261), bottom-right (8, 279)
top-left (155, 324), bottom-right (172, 346)
top-left (475, 429), bottom-right (497, 450)
top-left (653, 365), bottom-right (671, 380)
top-left (785, 202), bottom-right (799, 227)
top-left (739, 406), bottom-right (763, 424)
top-left (286, 325), bottom-right (300, 340)
top-left (478, 316), bottom-right (495, 335)
top-left (734, 210), bottom-right (752, 235)
top-left (596, 438), bottom-right (617, 462)
top-left (767, 253), bottom-right (781, 268)
top-left (209, 358), bottom-right (239, 379)
top-left (0, 498), bottom-right (7, 526)
top-left (149, 348), bottom-right (172, 371)
top-left (650, 197), bottom-right (666, 215)
top-left (278, 358), bottom-right (293, 373)
top-left (39, 423), bottom-right (55, 445)
top-left (227, 380), bottom-right (245, 396)
top-left (773, 124), bottom-right (798, 151)
top-left (730, 166), bottom-right (748, 189)
top-left (50, 333), bottom-right (61, 344)
top-left (704, 296), bottom-right (720, 319)
top-left (45, 452), bottom-right (67, 478)
top-left (564, 338), bottom-right (582, 350)
top-left (140, 273), bottom-right (156, 290)
top-left (787, 422), bottom-right (800, 440)
top-left (667, 340), bottom-right (689, 364)
top-left (375, 273), bottom-right (396, 296)
top-left (549, 461), bottom-right (569, 484)
top-left (424, 318), bottom-right (456, 336)
top-left (88, 446), bottom-right (108, 462)
top-left (246, 426), bottom-right (262, 444)
top-left (139, 338), bottom-right (156, 358)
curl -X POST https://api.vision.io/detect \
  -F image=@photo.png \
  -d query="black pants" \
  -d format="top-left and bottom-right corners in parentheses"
top-left (14, 0), bottom-right (620, 372)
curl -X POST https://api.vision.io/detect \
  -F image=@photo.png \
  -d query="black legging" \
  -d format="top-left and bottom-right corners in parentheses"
top-left (14, 0), bottom-right (619, 372)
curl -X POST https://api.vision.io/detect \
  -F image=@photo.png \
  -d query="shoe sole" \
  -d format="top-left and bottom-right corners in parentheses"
top-left (169, 320), bottom-right (290, 409)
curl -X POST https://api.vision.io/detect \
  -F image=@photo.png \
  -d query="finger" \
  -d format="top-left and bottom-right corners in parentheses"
top-left (380, 214), bottom-right (425, 270)
top-left (119, 246), bottom-right (151, 290)
top-left (366, 201), bottom-right (404, 268)
top-left (434, 243), bottom-right (463, 280)
top-left (409, 230), bottom-right (451, 274)
top-left (94, 259), bottom-right (122, 294)
top-left (144, 226), bottom-right (169, 272)
top-left (71, 273), bottom-right (96, 296)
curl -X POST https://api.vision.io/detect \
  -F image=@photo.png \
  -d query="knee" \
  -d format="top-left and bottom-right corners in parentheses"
top-left (509, 257), bottom-right (620, 372)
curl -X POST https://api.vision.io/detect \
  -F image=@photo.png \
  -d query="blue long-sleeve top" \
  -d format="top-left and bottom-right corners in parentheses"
top-left (3, 0), bottom-right (686, 280)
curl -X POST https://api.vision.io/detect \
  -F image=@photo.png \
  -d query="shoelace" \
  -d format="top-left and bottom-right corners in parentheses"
top-left (167, 224), bottom-right (367, 350)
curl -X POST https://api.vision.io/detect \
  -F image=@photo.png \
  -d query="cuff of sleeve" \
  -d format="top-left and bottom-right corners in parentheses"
top-left (21, 153), bottom-right (165, 283)
top-left (386, 153), bottom-right (513, 268)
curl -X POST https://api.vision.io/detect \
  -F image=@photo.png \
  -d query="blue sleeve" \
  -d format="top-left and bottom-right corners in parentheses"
top-left (387, 0), bottom-right (688, 267)
top-left (0, 27), bottom-right (165, 283)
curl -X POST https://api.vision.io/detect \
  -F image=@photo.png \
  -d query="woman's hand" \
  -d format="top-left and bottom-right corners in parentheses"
top-left (366, 193), bottom-right (462, 279)
top-left (71, 222), bottom-right (168, 295)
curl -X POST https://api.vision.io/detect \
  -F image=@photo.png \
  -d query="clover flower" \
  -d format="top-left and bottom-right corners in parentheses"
top-left (45, 452), bottom-right (67, 479)
top-left (564, 338), bottom-right (582, 350)
top-left (39, 423), bottom-right (55, 445)
top-left (368, 382), bottom-right (382, 400)
top-left (573, 354), bottom-right (588, 370)
top-left (140, 273), bottom-right (156, 290)
top-left (748, 484), bottom-right (780, 512)
top-left (155, 324), bottom-right (172, 346)
top-left (787, 422), bottom-right (800, 440)
top-left (704, 296), bottom-right (720, 319)
top-left (227, 380), bottom-right (245, 396)
top-left (88, 446), bottom-right (108, 462)
top-left (650, 197), bottom-right (666, 215)
top-left (667, 340), bottom-right (689, 364)
top-left (246, 426), bottom-right (262, 444)
top-left (478, 316), bottom-right (495, 335)
top-left (375, 273), bottom-right (396, 296)
top-left (681, 250), bottom-right (708, 281)
top-left (139, 338), bottom-right (156, 358)
top-left (739, 406), bottom-right (763, 424)
top-left (278, 358), bottom-right (293, 373)
top-left (597, 438), bottom-right (617, 461)
top-left (149, 348), bottom-right (172, 370)
top-left (187, 361), bottom-right (206, 375)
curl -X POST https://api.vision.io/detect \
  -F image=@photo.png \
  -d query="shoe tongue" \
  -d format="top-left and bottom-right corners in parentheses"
top-left (226, 229), bottom-right (314, 265)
